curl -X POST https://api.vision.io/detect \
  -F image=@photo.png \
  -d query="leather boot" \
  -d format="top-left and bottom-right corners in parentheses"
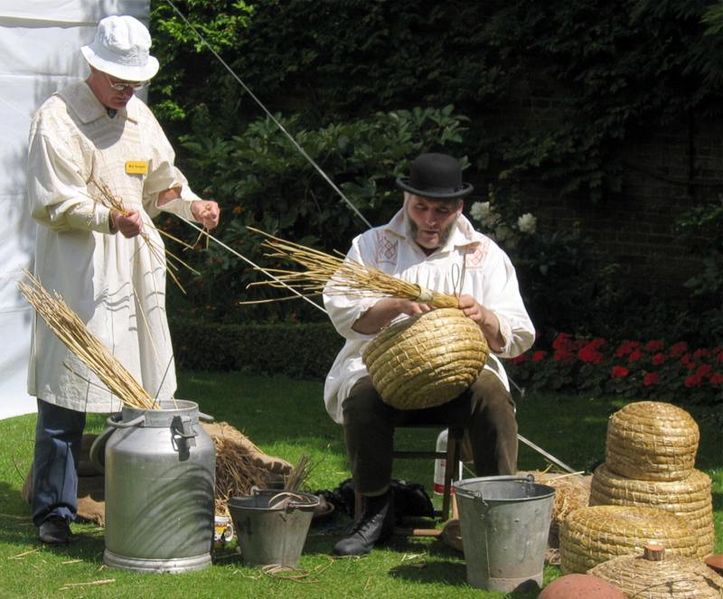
top-left (38, 516), bottom-right (74, 545)
top-left (333, 489), bottom-right (394, 556)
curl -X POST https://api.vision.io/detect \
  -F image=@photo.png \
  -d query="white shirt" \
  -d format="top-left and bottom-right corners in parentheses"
top-left (323, 199), bottom-right (535, 424)
top-left (26, 81), bottom-right (201, 412)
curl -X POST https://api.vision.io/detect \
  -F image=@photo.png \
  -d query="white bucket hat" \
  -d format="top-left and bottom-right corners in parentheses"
top-left (81, 15), bottom-right (159, 82)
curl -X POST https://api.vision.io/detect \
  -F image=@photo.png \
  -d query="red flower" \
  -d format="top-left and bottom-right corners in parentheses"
top-left (531, 350), bottom-right (547, 363)
top-left (614, 340), bottom-right (640, 358)
top-left (643, 372), bottom-right (660, 386)
top-left (611, 366), bottom-right (630, 378)
top-left (684, 374), bottom-right (702, 388)
top-left (510, 354), bottom-right (527, 365)
top-left (628, 350), bottom-right (643, 363)
top-left (553, 348), bottom-right (575, 361)
top-left (710, 373), bottom-right (723, 386)
top-left (553, 333), bottom-right (573, 351)
top-left (669, 341), bottom-right (688, 357)
top-left (645, 340), bottom-right (664, 351)
top-left (696, 364), bottom-right (713, 377)
top-left (680, 353), bottom-right (694, 368)
top-left (651, 353), bottom-right (667, 366)
top-left (693, 348), bottom-right (710, 359)
top-left (578, 342), bottom-right (605, 364)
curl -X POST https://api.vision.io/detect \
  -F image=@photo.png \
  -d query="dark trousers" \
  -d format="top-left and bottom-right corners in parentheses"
top-left (31, 399), bottom-right (86, 526)
top-left (342, 371), bottom-right (518, 495)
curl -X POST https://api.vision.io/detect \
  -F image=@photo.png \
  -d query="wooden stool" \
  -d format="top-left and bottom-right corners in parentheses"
top-left (354, 425), bottom-right (465, 526)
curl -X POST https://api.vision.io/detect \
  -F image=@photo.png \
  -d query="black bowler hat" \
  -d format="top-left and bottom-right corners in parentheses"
top-left (396, 153), bottom-right (473, 199)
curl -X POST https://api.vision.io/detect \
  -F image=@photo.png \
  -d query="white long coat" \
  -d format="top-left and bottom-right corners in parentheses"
top-left (323, 200), bottom-right (536, 424)
top-left (26, 81), bottom-right (201, 413)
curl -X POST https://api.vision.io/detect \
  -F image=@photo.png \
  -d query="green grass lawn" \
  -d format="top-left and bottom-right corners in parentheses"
top-left (0, 371), bottom-right (720, 598)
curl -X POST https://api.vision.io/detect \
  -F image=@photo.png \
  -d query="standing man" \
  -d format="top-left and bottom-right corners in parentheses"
top-left (324, 153), bottom-right (535, 556)
top-left (26, 15), bottom-right (220, 544)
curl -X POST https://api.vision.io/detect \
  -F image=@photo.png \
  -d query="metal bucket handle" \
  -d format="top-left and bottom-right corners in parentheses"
top-left (456, 473), bottom-right (537, 506)
top-left (248, 487), bottom-right (319, 512)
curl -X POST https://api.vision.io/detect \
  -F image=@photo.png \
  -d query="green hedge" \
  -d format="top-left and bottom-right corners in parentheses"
top-left (169, 318), bottom-right (344, 379)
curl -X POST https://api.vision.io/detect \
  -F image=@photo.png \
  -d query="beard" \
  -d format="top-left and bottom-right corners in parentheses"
top-left (408, 218), bottom-right (456, 249)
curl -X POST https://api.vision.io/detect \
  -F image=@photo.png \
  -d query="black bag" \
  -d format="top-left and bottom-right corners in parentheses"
top-left (316, 478), bottom-right (434, 521)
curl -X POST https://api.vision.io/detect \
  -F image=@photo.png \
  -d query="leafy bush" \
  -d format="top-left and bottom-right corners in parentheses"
top-left (150, 1), bottom-right (723, 203)
top-left (170, 318), bottom-right (343, 379)
top-left (165, 106), bottom-right (470, 323)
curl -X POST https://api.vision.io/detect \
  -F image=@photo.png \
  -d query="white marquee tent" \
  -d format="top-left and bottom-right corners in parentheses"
top-left (0, 1), bottom-right (149, 420)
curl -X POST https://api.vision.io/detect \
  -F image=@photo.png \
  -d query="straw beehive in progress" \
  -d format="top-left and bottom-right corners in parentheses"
top-left (244, 229), bottom-right (489, 408)
top-left (363, 308), bottom-right (489, 410)
top-left (590, 401), bottom-right (714, 559)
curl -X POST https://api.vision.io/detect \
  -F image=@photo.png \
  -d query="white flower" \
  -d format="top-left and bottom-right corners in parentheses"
top-left (517, 213), bottom-right (537, 234)
top-left (494, 225), bottom-right (513, 242)
top-left (469, 201), bottom-right (490, 222)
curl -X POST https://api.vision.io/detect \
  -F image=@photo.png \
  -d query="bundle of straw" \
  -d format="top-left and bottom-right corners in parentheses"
top-left (205, 422), bottom-right (282, 517)
top-left (89, 175), bottom-right (199, 294)
top-left (246, 227), bottom-right (459, 308)
top-left (18, 273), bottom-right (156, 410)
top-left (284, 455), bottom-right (313, 493)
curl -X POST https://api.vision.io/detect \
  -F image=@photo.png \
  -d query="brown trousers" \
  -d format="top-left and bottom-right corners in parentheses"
top-left (342, 371), bottom-right (518, 495)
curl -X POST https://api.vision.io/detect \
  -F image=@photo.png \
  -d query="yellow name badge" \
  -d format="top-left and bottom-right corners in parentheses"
top-left (125, 160), bottom-right (149, 175)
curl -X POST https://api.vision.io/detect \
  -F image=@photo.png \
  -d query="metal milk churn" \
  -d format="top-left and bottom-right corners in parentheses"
top-left (90, 399), bottom-right (216, 573)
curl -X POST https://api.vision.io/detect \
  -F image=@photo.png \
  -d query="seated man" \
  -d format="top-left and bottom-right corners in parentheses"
top-left (323, 152), bottom-right (535, 556)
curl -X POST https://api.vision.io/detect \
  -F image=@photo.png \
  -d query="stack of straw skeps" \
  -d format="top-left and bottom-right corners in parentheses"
top-left (589, 401), bottom-right (714, 559)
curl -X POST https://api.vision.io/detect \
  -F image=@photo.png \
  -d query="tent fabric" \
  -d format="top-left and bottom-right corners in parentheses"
top-left (0, 1), bottom-right (150, 420)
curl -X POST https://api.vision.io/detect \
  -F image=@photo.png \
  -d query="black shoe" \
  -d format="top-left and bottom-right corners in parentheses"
top-left (38, 516), bottom-right (73, 545)
top-left (333, 490), bottom-right (394, 556)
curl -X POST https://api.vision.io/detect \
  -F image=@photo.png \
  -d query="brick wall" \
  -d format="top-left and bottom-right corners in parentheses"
top-left (481, 90), bottom-right (722, 294)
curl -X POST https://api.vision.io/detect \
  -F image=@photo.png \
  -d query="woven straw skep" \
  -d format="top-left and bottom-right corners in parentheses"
top-left (363, 308), bottom-right (489, 410)
top-left (590, 464), bottom-right (714, 559)
top-left (589, 546), bottom-right (723, 599)
top-left (559, 505), bottom-right (698, 574)
top-left (605, 402), bottom-right (699, 482)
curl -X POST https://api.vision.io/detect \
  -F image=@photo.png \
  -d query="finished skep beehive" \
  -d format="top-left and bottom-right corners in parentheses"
top-left (605, 402), bottom-right (699, 482)
top-left (559, 505), bottom-right (698, 574)
top-left (591, 401), bottom-right (713, 559)
top-left (362, 308), bottom-right (489, 410)
top-left (590, 464), bottom-right (714, 559)
top-left (589, 544), bottom-right (723, 599)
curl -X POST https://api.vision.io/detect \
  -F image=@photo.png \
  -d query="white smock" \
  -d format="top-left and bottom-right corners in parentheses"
top-left (323, 201), bottom-right (536, 424)
top-left (26, 81), bottom-right (202, 413)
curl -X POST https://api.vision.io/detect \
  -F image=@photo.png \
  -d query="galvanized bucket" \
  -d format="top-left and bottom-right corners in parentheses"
top-left (228, 489), bottom-right (319, 568)
top-left (454, 475), bottom-right (555, 593)
top-left (89, 400), bottom-right (216, 573)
